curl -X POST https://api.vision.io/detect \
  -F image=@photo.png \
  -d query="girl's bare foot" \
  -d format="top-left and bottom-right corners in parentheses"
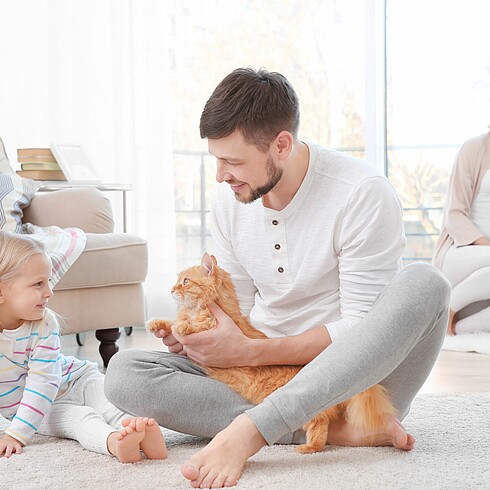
top-left (107, 417), bottom-right (147, 463)
top-left (122, 417), bottom-right (167, 460)
top-left (181, 413), bottom-right (266, 488)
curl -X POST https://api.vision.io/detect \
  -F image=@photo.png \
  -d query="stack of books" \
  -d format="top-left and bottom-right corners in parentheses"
top-left (16, 148), bottom-right (67, 181)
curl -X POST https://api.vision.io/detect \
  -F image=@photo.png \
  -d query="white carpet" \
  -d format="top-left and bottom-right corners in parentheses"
top-left (442, 332), bottom-right (490, 354)
top-left (2, 393), bottom-right (490, 489)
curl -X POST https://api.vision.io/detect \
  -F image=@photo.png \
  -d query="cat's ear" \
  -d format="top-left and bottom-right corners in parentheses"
top-left (201, 252), bottom-right (215, 276)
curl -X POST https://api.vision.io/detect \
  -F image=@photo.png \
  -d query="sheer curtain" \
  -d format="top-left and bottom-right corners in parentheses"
top-left (0, 0), bottom-right (177, 318)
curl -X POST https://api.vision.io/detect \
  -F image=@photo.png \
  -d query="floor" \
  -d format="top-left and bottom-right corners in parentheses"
top-left (61, 327), bottom-right (490, 393)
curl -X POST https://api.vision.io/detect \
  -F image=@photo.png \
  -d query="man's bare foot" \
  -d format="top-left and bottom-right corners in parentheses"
top-left (122, 417), bottom-right (167, 460)
top-left (181, 413), bottom-right (266, 488)
top-left (447, 308), bottom-right (457, 336)
top-left (180, 413), bottom-right (412, 488)
top-left (326, 415), bottom-right (414, 450)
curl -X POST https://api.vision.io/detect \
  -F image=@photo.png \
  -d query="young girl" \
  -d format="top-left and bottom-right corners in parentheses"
top-left (0, 231), bottom-right (167, 462)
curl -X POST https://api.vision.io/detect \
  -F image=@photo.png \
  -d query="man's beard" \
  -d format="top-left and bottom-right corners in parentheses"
top-left (235, 155), bottom-right (283, 204)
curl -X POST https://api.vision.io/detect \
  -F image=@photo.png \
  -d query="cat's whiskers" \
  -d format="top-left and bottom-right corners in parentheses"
top-left (180, 296), bottom-right (199, 309)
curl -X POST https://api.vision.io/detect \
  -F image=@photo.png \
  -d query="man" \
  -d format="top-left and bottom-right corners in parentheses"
top-left (105, 68), bottom-right (450, 488)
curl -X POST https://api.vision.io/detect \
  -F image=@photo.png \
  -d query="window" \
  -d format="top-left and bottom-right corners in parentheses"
top-left (170, 0), bottom-right (366, 269)
top-left (386, 0), bottom-right (490, 262)
top-left (171, 0), bottom-right (490, 268)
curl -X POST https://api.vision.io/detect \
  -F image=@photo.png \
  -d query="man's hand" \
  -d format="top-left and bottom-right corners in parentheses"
top-left (0, 434), bottom-right (22, 458)
top-left (171, 303), bottom-right (254, 367)
top-left (153, 328), bottom-right (185, 355)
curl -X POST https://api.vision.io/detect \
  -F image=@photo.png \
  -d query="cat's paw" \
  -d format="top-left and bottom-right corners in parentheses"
top-left (173, 321), bottom-right (192, 336)
top-left (295, 443), bottom-right (324, 454)
top-left (146, 318), bottom-right (172, 334)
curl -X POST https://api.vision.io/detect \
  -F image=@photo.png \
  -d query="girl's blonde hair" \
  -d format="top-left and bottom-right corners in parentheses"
top-left (0, 231), bottom-right (47, 282)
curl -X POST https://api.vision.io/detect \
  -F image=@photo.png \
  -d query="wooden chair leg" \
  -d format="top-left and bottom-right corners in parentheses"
top-left (95, 328), bottom-right (121, 368)
top-left (76, 332), bottom-right (86, 346)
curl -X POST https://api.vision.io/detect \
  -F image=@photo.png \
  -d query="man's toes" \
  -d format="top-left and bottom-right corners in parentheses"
top-left (406, 433), bottom-right (415, 449)
top-left (194, 465), bottom-right (212, 488)
top-left (181, 461), bottom-right (201, 482)
top-left (210, 474), bottom-right (229, 488)
top-left (392, 423), bottom-right (414, 450)
top-left (224, 476), bottom-right (238, 487)
top-left (199, 469), bottom-right (219, 488)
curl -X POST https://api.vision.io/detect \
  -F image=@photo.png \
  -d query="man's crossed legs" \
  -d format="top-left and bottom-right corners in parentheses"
top-left (105, 263), bottom-right (450, 487)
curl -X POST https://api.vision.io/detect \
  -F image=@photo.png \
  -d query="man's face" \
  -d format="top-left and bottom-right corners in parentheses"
top-left (208, 130), bottom-right (283, 204)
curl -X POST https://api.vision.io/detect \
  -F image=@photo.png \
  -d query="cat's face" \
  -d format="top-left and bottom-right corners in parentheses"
top-left (171, 254), bottom-right (219, 308)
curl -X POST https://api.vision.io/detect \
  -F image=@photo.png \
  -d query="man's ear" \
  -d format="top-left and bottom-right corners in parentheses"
top-left (274, 131), bottom-right (294, 161)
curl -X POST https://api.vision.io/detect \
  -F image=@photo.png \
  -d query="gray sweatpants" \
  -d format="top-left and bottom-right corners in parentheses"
top-left (104, 263), bottom-right (450, 445)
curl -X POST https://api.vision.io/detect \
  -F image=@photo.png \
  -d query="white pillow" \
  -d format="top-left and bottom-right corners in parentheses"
top-left (0, 172), bottom-right (39, 233)
top-left (0, 137), bottom-right (39, 232)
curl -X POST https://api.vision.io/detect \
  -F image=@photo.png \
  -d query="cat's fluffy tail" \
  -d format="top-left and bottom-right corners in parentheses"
top-left (345, 384), bottom-right (396, 433)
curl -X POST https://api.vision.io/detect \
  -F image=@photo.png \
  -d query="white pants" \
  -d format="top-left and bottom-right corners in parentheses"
top-left (442, 245), bottom-right (490, 334)
top-left (37, 365), bottom-right (127, 455)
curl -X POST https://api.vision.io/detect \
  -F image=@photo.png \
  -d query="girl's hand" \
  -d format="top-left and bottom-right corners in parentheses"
top-left (0, 434), bottom-right (23, 458)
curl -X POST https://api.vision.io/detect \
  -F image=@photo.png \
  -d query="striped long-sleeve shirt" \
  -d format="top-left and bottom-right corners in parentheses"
top-left (0, 308), bottom-right (93, 445)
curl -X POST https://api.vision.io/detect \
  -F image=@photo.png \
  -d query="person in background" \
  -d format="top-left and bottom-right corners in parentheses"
top-left (433, 131), bottom-right (490, 335)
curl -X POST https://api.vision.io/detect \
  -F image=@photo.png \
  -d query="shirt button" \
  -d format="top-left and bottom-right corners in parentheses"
top-left (272, 220), bottom-right (278, 225)
top-left (274, 244), bottom-right (281, 250)
top-left (278, 267), bottom-right (284, 273)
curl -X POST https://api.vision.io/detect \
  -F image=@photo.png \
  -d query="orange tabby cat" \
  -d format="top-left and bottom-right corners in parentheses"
top-left (147, 253), bottom-right (396, 453)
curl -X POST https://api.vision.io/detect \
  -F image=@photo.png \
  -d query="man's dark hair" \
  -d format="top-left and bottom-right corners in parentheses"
top-left (200, 67), bottom-right (300, 152)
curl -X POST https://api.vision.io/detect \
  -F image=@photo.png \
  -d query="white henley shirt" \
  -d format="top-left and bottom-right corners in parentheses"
top-left (211, 141), bottom-right (406, 341)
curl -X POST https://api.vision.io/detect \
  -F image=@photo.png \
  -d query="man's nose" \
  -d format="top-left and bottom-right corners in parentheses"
top-left (216, 161), bottom-right (232, 183)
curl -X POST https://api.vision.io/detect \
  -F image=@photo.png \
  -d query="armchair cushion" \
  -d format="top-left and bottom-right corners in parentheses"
top-left (23, 187), bottom-right (114, 233)
top-left (55, 232), bottom-right (148, 290)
